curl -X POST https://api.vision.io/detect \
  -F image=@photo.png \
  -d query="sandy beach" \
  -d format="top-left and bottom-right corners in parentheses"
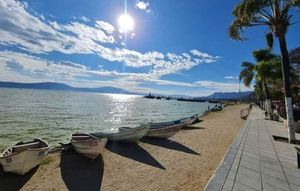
top-left (0, 104), bottom-right (247, 191)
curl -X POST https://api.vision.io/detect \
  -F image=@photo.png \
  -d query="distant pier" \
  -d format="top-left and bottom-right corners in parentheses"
top-left (143, 93), bottom-right (228, 103)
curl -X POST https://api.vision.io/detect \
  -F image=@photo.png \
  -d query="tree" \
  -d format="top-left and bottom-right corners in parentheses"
top-left (290, 47), bottom-right (300, 64)
top-left (239, 49), bottom-right (281, 115)
top-left (290, 47), bottom-right (300, 102)
top-left (229, 0), bottom-right (300, 143)
top-left (253, 79), bottom-right (265, 107)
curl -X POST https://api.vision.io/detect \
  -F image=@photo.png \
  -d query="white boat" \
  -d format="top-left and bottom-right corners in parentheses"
top-left (71, 133), bottom-right (107, 159)
top-left (0, 138), bottom-right (49, 175)
top-left (146, 121), bottom-right (185, 138)
top-left (91, 124), bottom-right (149, 143)
top-left (179, 114), bottom-right (199, 126)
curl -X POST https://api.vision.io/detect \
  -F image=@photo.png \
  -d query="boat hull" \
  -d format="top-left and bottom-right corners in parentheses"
top-left (71, 137), bottom-right (107, 159)
top-left (146, 123), bottom-right (184, 138)
top-left (179, 114), bottom-right (198, 126)
top-left (92, 125), bottom-right (149, 143)
top-left (0, 139), bottom-right (49, 175)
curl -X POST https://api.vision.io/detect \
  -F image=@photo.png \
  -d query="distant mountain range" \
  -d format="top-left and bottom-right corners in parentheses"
top-left (203, 91), bottom-right (254, 100)
top-left (0, 81), bottom-right (254, 100)
top-left (0, 81), bottom-right (132, 94)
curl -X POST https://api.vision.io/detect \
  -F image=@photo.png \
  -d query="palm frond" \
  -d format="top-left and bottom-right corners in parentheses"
top-left (228, 0), bottom-right (268, 40)
top-left (228, 0), bottom-right (297, 40)
top-left (253, 48), bottom-right (277, 62)
top-left (239, 61), bottom-right (256, 87)
top-left (239, 69), bottom-right (254, 87)
top-left (241, 61), bottom-right (255, 68)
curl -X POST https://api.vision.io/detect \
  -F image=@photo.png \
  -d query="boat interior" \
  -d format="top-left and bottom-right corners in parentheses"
top-left (72, 134), bottom-right (95, 141)
top-left (1, 139), bottom-right (46, 157)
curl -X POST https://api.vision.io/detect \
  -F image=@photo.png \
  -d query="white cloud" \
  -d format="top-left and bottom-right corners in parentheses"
top-left (0, 51), bottom-right (251, 96)
top-left (95, 21), bottom-right (115, 34)
top-left (0, 0), bottom-right (218, 76)
top-left (135, 1), bottom-right (151, 13)
top-left (78, 16), bottom-right (90, 22)
top-left (225, 76), bottom-right (239, 79)
top-left (0, 0), bottom-right (226, 96)
top-left (0, 0), bottom-right (115, 55)
top-left (73, 16), bottom-right (90, 22)
top-left (190, 49), bottom-right (219, 63)
top-left (59, 21), bottom-right (115, 43)
top-left (136, 1), bottom-right (149, 10)
top-left (194, 80), bottom-right (251, 92)
top-left (140, 79), bottom-right (252, 94)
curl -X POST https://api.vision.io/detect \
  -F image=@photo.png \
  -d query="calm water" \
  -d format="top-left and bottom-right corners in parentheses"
top-left (0, 88), bottom-right (212, 149)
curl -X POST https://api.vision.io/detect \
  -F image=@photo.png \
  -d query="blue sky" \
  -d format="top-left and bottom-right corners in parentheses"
top-left (0, 0), bottom-right (299, 96)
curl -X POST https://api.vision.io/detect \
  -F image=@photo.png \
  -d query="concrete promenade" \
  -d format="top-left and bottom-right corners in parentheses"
top-left (205, 107), bottom-right (300, 191)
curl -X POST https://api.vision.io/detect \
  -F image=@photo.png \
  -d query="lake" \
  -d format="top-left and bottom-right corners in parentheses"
top-left (0, 88), bottom-right (212, 149)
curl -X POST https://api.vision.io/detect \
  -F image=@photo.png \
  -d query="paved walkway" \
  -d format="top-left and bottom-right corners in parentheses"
top-left (205, 107), bottom-right (300, 191)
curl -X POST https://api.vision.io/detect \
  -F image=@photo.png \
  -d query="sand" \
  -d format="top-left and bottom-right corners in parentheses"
top-left (0, 104), bottom-right (247, 191)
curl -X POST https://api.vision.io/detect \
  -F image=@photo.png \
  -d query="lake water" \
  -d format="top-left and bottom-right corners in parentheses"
top-left (0, 88), bottom-right (212, 149)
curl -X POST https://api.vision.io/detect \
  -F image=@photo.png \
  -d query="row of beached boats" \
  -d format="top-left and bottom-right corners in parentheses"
top-left (0, 114), bottom-right (199, 175)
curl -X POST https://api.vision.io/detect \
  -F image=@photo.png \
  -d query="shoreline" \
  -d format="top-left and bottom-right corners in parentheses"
top-left (0, 104), bottom-right (248, 191)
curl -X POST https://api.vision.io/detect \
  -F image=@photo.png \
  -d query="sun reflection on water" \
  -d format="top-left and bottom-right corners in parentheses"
top-left (104, 93), bottom-right (140, 101)
top-left (103, 94), bottom-right (141, 130)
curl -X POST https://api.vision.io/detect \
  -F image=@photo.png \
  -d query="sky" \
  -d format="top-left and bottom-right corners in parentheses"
top-left (0, 0), bottom-right (300, 96)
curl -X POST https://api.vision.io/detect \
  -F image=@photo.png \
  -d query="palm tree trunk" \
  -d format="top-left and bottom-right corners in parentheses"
top-left (262, 81), bottom-right (272, 116)
top-left (259, 82), bottom-right (265, 109)
top-left (278, 35), bottom-right (295, 143)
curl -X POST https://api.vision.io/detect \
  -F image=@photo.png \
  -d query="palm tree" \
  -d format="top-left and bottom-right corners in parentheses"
top-left (229, 0), bottom-right (300, 143)
top-left (239, 49), bottom-right (280, 115)
top-left (254, 79), bottom-right (265, 107)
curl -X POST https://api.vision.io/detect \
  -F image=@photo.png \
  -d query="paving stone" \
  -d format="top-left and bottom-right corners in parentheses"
top-left (290, 184), bottom-right (300, 191)
top-left (261, 161), bottom-right (282, 173)
top-left (283, 167), bottom-right (300, 178)
top-left (262, 181), bottom-right (290, 191)
top-left (281, 161), bottom-right (297, 169)
top-left (262, 173), bottom-right (290, 190)
top-left (286, 174), bottom-right (300, 186)
top-left (261, 164), bottom-right (285, 177)
top-left (227, 169), bottom-right (237, 181)
top-left (233, 181), bottom-right (261, 191)
top-left (242, 152), bottom-right (260, 160)
top-left (223, 178), bottom-right (234, 190)
top-left (240, 159), bottom-right (260, 172)
top-left (235, 167), bottom-right (261, 190)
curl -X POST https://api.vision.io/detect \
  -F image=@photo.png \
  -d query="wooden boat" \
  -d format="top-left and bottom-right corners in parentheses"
top-left (91, 124), bottom-right (149, 143)
top-left (0, 138), bottom-right (49, 175)
top-left (179, 114), bottom-right (199, 126)
top-left (146, 120), bottom-right (185, 138)
top-left (71, 133), bottom-right (107, 159)
top-left (149, 120), bottom-right (180, 128)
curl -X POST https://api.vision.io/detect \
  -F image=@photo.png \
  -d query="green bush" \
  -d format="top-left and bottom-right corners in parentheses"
top-left (270, 113), bottom-right (279, 121)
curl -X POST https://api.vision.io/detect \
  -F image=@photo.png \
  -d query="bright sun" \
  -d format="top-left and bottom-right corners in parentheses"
top-left (118, 14), bottom-right (134, 33)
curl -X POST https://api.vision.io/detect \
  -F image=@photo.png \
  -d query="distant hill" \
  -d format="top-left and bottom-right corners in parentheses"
top-left (0, 81), bottom-right (131, 94)
top-left (0, 81), bottom-right (254, 99)
top-left (204, 91), bottom-right (254, 100)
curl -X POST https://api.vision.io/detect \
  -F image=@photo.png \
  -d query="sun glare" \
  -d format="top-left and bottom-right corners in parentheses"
top-left (118, 14), bottom-right (134, 33)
